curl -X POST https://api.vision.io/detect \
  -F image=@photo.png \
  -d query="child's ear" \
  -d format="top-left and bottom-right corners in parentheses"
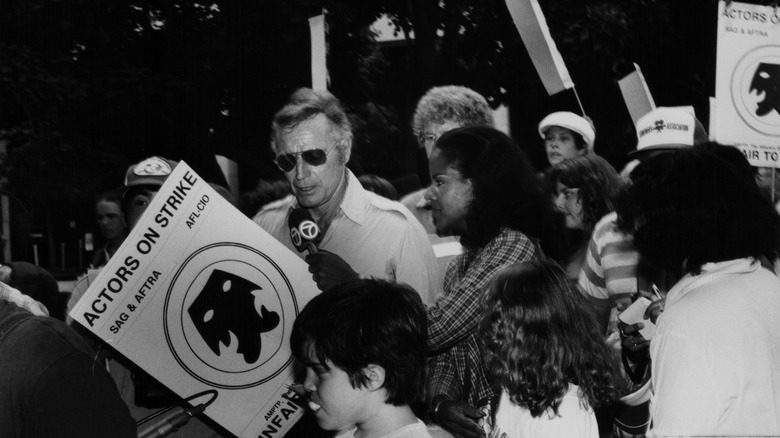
top-left (363, 364), bottom-right (386, 391)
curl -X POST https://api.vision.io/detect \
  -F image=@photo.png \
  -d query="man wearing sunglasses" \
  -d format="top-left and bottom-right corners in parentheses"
top-left (253, 88), bottom-right (443, 305)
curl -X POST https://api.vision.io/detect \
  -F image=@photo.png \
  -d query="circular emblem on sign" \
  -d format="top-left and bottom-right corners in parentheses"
top-left (298, 220), bottom-right (320, 240)
top-left (730, 45), bottom-right (780, 136)
top-left (163, 242), bottom-right (298, 389)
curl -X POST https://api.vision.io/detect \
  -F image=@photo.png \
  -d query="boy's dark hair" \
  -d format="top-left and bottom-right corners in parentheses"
top-left (290, 279), bottom-right (427, 406)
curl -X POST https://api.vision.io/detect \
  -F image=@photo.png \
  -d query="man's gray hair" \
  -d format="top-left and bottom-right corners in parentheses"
top-left (270, 88), bottom-right (353, 163)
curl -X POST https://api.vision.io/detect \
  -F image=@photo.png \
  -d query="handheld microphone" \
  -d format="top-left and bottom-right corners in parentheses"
top-left (288, 208), bottom-right (321, 254)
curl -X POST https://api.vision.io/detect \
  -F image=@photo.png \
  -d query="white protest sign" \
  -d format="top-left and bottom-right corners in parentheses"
top-left (505, 0), bottom-right (574, 96)
top-left (715, 1), bottom-right (780, 167)
top-left (70, 162), bottom-right (319, 438)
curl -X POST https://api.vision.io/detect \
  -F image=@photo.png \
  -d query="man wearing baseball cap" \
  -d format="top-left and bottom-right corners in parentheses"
top-left (71, 155), bottom-right (230, 437)
top-left (68, 156), bottom-right (178, 319)
top-left (120, 156), bottom-right (178, 229)
top-left (578, 106), bottom-right (707, 436)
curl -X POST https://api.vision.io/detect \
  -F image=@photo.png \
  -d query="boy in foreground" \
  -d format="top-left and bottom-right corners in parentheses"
top-left (290, 278), bottom-right (433, 438)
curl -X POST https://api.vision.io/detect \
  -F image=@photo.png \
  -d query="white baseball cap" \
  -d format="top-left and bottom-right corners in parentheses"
top-left (538, 111), bottom-right (596, 151)
top-left (630, 107), bottom-right (708, 157)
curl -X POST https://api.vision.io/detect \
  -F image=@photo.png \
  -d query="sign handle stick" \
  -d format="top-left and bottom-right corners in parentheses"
top-left (772, 167), bottom-right (776, 204)
top-left (573, 86), bottom-right (586, 117)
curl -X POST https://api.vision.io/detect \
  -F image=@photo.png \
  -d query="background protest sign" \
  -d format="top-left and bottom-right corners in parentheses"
top-left (505, 0), bottom-right (574, 96)
top-left (715, 0), bottom-right (780, 167)
top-left (309, 13), bottom-right (328, 90)
top-left (619, 63), bottom-right (656, 125)
top-left (70, 162), bottom-right (319, 438)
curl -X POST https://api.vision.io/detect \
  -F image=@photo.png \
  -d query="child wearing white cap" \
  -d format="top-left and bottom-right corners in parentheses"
top-left (538, 111), bottom-right (596, 167)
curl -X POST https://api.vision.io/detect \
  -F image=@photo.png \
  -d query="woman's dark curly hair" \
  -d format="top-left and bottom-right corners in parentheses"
top-left (547, 154), bottom-right (625, 237)
top-left (434, 126), bottom-right (565, 261)
top-left (479, 260), bottom-right (624, 417)
top-left (616, 142), bottom-right (780, 274)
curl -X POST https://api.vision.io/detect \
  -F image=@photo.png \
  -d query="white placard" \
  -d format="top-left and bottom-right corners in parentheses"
top-left (715, 1), bottom-right (780, 167)
top-left (70, 162), bottom-right (318, 437)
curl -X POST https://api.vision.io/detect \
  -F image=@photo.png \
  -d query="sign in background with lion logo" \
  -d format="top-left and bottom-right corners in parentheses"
top-left (715, 1), bottom-right (780, 167)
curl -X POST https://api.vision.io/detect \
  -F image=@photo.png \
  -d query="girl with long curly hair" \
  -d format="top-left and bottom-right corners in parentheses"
top-left (479, 260), bottom-right (624, 437)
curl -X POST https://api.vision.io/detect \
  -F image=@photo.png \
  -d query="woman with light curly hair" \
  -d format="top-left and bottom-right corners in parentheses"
top-left (412, 85), bottom-right (494, 157)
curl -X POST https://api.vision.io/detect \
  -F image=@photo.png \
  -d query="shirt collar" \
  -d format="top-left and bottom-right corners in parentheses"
top-left (338, 169), bottom-right (369, 225)
top-left (666, 258), bottom-right (759, 307)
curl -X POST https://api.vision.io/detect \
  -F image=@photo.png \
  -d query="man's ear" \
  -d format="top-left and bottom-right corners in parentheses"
top-left (339, 140), bottom-right (352, 165)
top-left (363, 364), bottom-right (385, 392)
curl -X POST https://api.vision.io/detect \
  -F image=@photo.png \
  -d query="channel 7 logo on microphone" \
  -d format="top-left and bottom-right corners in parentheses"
top-left (290, 219), bottom-right (319, 248)
top-left (163, 242), bottom-right (300, 389)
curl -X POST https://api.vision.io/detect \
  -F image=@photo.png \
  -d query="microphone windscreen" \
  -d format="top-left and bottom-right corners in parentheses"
top-left (288, 208), bottom-right (321, 252)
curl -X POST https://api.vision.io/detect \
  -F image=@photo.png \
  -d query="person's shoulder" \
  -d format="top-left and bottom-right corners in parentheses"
top-left (366, 192), bottom-right (420, 225)
top-left (253, 195), bottom-right (294, 222)
top-left (1, 303), bottom-right (89, 360)
top-left (593, 211), bottom-right (619, 234)
top-left (491, 227), bottom-right (536, 250)
top-left (384, 419), bottom-right (435, 438)
top-left (400, 188), bottom-right (426, 210)
top-left (592, 212), bottom-right (632, 244)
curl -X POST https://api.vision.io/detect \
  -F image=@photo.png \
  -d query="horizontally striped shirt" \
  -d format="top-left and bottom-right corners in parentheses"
top-left (577, 212), bottom-right (639, 335)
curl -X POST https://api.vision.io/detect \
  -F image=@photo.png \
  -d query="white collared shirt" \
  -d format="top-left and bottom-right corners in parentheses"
top-left (254, 170), bottom-right (443, 304)
top-left (650, 258), bottom-right (780, 436)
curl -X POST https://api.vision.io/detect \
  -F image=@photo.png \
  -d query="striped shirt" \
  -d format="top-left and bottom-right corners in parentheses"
top-left (577, 212), bottom-right (639, 334)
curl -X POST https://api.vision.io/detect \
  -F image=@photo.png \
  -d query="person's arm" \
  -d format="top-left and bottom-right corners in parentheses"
top-left (428, 351), bottom-right (485, 438)
top-left (579, 287), bottom-right (612, 334)
top-left (577, 231), bottom-right (627, 335)
top-left (0, 282), bottom-right (48, 317)
top-left (393, 222), bottom-right (444, 305)
top-left (427, 235), bottom-right (537, 352)
top-left (30, 351), bottom-right (137, 438)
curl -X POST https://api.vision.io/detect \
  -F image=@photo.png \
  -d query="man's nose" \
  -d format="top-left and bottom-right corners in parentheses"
top-left (424, 186), bottom-right (436, 203)
top-left (294, 157), bottom-right (311, 180)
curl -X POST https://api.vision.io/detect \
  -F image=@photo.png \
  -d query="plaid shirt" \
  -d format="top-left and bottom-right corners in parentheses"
top-left (427, 227), bottom-right (542, 407)
top-left (0, 281), bottom-right (49, 317)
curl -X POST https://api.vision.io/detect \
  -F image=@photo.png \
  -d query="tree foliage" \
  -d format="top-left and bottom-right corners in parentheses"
top-left (0, 0), bottom-right (735, 227)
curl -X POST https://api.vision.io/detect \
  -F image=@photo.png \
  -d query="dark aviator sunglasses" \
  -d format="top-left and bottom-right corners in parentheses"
top-left (274, 145), bottom-right (335, 173)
